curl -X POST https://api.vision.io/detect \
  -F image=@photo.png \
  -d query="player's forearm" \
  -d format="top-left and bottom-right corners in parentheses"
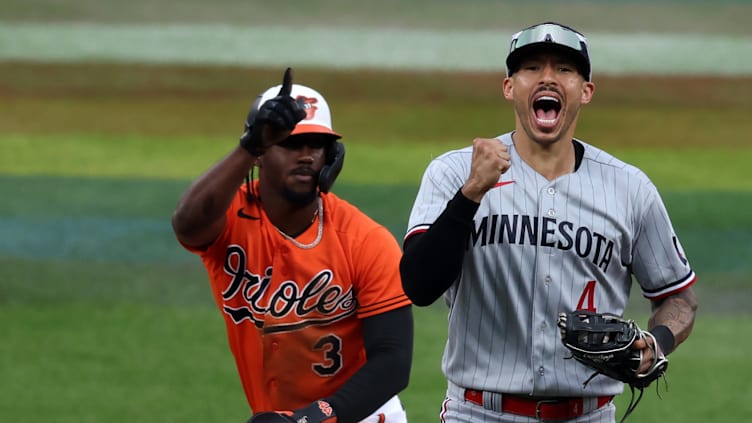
top-left (326, 307), bottom-right (413, 422)
top-left (172, 147), bottom-right (253, 243)
top-left (400, 189), bottom-right (479, 306)
top-left (648, 287), bottom-right (698, 353)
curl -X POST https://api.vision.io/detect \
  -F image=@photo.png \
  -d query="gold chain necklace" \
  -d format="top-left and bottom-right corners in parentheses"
top-left (273, 198), bottom-right (323, 249)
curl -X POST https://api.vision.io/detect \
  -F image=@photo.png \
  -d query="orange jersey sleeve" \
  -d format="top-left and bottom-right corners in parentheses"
top-left (182, 184), bottom-right (410, 413)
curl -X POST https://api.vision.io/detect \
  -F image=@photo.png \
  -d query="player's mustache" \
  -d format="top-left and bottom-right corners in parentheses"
top-left (534, 84), bottom-right (563, 97)
top-left (291, 166), bottom-right (317, 177)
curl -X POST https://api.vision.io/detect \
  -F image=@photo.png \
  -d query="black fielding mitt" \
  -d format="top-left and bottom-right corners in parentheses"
top-left (557, 311), bottom-right (669, 422)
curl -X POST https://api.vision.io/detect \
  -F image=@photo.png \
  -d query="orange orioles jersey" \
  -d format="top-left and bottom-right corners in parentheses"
top-left (183, 182), bottom-right (411, 413)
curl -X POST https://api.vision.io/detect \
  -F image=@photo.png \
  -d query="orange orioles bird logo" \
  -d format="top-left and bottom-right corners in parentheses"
top-left (296, 95), bottom-right (318, 120)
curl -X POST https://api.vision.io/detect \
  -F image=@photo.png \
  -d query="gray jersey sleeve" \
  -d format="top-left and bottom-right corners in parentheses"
top-left (405, 148), bottom-right (472, 238)
top-left (631, 181), bottom-right (696, 298)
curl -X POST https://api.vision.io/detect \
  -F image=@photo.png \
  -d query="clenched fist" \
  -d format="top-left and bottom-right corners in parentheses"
top-left (461, 137), bottom-right (511, 202)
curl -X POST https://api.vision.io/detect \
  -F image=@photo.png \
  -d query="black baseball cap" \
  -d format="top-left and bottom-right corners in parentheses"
top-left (505, 22), bottom-right (592, 81)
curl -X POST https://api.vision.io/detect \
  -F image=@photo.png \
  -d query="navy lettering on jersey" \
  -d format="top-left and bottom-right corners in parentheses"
top-left (220, 244), bottom-right (356, 332)
top-left (470, 214), bottom-right (615, 272)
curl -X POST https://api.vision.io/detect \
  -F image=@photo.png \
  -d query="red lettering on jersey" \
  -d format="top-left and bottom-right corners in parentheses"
top-left (576, 280), bottom-right (597, 312)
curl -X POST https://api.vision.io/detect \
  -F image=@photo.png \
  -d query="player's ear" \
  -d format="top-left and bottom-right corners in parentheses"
top-left (502, 77), bottom-right (514, 100)
top-left (581, 81), bottom-right (595, 104)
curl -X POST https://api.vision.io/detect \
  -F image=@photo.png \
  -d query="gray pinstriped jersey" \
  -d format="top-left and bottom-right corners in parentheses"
top-left (404, 132), bottom-right (695, 397)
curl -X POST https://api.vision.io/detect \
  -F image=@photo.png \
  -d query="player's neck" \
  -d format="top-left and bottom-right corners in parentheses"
top-left (261, 195), bottom-right (321, 237)
top-left (512, 131), bottom-right (576, 181)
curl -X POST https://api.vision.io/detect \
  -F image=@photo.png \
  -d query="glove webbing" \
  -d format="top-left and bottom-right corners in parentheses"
top-left (576, 331), bottom-right (669, 423)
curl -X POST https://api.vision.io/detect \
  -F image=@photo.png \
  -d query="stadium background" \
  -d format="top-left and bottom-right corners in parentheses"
top-left (1, 1), bottom-right (751, 421)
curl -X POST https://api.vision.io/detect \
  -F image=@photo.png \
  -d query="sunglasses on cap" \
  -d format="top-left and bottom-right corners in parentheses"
top-left (506, 22), bottom-right (591, 81)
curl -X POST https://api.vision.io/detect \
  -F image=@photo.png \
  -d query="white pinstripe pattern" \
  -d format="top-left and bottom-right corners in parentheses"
top-left (406, 132), bottom-right (695, 406)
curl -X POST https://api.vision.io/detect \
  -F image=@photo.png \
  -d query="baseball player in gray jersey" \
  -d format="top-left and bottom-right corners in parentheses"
top-left (400, 22), bottom-right (698, 422)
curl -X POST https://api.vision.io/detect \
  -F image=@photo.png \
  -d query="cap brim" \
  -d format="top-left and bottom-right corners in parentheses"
top-left (291, 124), bottom-right (342, 139)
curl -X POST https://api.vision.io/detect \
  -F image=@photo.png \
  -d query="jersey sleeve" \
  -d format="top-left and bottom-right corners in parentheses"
top-left (179, 189), bottom-right (246, 257)
top-left (631, 183), bottom-right (696, 299)
top-left (353, 225), bottom-right (411, 318)
top-left (405, 150), bottom-right (470, 240)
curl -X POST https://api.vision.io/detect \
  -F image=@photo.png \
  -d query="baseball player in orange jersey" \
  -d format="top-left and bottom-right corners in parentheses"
top-left (172, 68), bottom-right (413, 423)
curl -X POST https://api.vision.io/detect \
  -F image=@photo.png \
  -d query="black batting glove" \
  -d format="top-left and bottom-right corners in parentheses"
top-left (239, 67), bottom-right (307, 157)
top-left (245, 400), bottom-right (336, 423)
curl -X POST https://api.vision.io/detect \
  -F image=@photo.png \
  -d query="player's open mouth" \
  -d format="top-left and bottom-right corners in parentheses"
top-left (532, 95), bottom-right (561, 128)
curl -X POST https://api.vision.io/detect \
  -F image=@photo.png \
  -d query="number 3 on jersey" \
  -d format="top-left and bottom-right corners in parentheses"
top-left (576, 280), bottom-right (597, 312)
top-left (312, 334), bottom-right (343, 376)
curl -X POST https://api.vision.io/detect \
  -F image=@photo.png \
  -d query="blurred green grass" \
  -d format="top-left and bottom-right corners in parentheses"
top-left (2, 61), bottom-right (751, 422)
top-left (1, 0), bottom-right (750, 36)
top-left (3, 300), bottom-right (751, 422)
top-left (2, 0), bottom-right (752, 420)
top-left (1, 173), bottom-right (750, 271)
top-left (3, 134), bottom-right (752, 190)
top-left (1, 168), bottom-right (750, 421)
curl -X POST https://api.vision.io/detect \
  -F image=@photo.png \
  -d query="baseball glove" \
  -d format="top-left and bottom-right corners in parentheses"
top-left (557, 310), bottom-right (669, 422)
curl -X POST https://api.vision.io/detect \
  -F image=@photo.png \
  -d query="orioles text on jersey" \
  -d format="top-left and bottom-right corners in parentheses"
top-left (221, 244), bottom-right (356, 333)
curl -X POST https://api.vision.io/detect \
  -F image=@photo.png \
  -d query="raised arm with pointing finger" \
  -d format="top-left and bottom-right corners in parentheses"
top-left (172, 68), bottom-right (413, 423)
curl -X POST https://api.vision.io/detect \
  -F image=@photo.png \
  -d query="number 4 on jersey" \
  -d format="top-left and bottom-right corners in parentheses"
top-left (576, 280), bottom-right (597, 312)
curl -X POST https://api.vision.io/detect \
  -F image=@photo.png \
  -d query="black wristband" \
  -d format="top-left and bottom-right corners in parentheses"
top-left (650, 325), bottom-right (676, 355)
top-left (292, 399), bottom-right (336, 423)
